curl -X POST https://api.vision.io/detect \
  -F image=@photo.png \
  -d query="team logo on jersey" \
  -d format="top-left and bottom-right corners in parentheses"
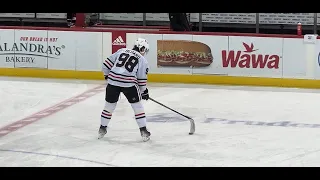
top-left (112, 36), bottom-right (126, 46)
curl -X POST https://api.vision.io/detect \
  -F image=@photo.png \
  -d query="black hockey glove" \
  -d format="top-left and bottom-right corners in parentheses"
top-left (141, 88), bottom-right (149, 100)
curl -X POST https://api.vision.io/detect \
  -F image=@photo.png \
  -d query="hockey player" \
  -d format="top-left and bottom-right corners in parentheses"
top-left (99, 38), bottom-right (151, 142)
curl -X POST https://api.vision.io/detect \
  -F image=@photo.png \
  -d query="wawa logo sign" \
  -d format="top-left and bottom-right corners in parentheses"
top-left (221, 42), bottom-right (280, 69)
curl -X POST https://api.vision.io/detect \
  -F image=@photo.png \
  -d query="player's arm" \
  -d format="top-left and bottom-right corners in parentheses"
top-left (137, 59), bottom-right (148, 92)
top-left (137, 59), bottom-right (149, 100)
top-left (102, 51), bottom-right (118, 79)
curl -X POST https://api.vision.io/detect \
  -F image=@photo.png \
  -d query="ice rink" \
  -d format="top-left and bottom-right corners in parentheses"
top-left (1, 76), bottom-right (320, 167)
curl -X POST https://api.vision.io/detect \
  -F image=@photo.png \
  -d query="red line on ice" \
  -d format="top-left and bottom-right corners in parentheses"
top-left (0, 85), bottom-right (105, 138)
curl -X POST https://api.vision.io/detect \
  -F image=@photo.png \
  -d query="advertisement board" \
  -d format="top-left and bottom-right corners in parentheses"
top-left (102, 32), bottom-right (112, 71)
top-left (282, 38), bottom-right (308, 79)
top-left (74, 31), bottom-right (103, 71)
top-left (0, 29), bottom-right (15, 68)
top-left (314, 39), bottom-right (320, 79)
top-left (191, 35), bottom-right (228, 75)
top-left (13, 29), bottom-right (49, 69)
top-left (112, 31), bottom-right (126, 53)
top-left (127, 33), bottom-right (287, 77)
top-left (48, 31), bottom-right (104, 71)
top-left (47, 31), bottom-right (103, 71)
top-left (1, 27), bottom-right (319, 86)
top-left (0, 29), bottom-right (104, 71)
top-left (226, 36), bottom-right (283, 77)
top-left (159, 34), bottom-right (193, 75)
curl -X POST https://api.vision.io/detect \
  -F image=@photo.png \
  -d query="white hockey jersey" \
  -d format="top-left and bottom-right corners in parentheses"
top-left (102, 48), bottom-right (149, 92)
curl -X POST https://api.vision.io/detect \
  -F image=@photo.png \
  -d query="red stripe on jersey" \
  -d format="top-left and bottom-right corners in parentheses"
top-left (109, 73), bottom-right (138, 83)
top-left (104, 60), bottom-right (113, 69)
top-left (135, 113), bottom-right (145, 116)
top-left (102, 112), bottom-right (111, 116)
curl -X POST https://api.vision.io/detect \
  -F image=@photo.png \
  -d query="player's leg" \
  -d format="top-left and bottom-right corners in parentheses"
top-left (98, 84), bottom-right (121, 139)
top-left (122, 85), bottom-right (150, 141)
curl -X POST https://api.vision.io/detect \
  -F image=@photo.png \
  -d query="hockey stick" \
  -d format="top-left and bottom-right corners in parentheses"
top-left (149, 97), bottom-right (195, 135)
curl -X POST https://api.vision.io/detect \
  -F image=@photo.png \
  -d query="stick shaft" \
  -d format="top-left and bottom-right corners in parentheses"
top-left (149, 97), bottom-right (191, 119)
top-left (149, 97), bottom-right (195, 134)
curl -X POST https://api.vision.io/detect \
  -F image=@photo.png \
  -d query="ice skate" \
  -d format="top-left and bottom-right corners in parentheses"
top-left (98, 125), bottom-right (107, 139)
top-left (140, 126), bottom-right (151, 142)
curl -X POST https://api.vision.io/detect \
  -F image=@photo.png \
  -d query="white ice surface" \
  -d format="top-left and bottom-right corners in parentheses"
top-left (1, 77), bottom-right (320, 167)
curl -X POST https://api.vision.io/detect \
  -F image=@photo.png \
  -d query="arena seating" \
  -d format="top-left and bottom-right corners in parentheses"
top-left (97, 13), bottom-right (320, 35)
top-left (0, 13), bottom-right (69, 27)
top-left (1, 13), bottom-right (319, 35)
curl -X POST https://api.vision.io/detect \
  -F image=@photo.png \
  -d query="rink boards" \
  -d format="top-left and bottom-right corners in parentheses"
top-left (0, 26), bottom-right (320, 88)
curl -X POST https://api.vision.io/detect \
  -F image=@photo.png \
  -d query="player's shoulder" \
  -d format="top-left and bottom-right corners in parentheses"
top-left (138, 55), bottom-right (148, 65)
top-left (114, 48), bottom-right (127, 54)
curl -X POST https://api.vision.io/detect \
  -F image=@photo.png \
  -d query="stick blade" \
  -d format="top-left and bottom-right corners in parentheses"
top-left (188, 118), bottom-right (195, 135)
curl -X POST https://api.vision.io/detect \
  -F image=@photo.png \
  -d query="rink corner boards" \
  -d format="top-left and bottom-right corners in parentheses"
top-left (1, 68), bottom-right (320, 89)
